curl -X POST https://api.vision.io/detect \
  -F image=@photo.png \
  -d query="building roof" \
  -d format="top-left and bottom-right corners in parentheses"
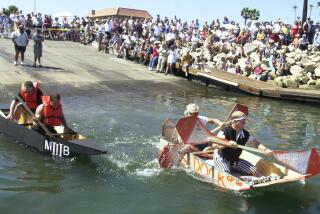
top-left (87, 7), bottom-right (152, 19)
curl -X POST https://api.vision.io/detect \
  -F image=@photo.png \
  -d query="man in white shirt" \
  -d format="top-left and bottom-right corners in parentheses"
top-left (11, 25), bottom-right (28, 65)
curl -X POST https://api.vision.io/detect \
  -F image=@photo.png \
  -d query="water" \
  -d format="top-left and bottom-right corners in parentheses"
top-left (0, 81), bottom-right (319, 214)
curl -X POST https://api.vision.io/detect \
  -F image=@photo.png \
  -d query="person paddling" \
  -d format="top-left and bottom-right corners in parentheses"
top-left (33, 93), bottom-right (71, 135)
top-left (213, 111), bottom-right (272, 176)
top-left (178, 103), bottom-right (223, 158)
top-left (6, 81), bottom-right (43, 123)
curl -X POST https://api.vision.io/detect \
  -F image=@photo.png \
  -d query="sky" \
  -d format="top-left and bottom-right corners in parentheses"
top-left (2, 0), bottom-right (320, 24)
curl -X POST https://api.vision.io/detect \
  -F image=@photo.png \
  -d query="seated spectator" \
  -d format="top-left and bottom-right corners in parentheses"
top-left (193, 54), bottom-right (205, 71)
top-left (313, 29), bottom-right (320, 51)
top-left (276, 53), bottom-right (286, 75)
top-left (253, 63), bottom-right (263, 80)
top-left (244, 57), bottom-right (253, 76)
top-left (256, 29), bottom-right (265, 42)
top-left (299, 34), bottom-right (309, 51)
top-left (292, 34), bottom-right (300, 49)
top-left (217, 57), bottom-right (227, 71)
top-left (234, 65), bottom-right (242, 74)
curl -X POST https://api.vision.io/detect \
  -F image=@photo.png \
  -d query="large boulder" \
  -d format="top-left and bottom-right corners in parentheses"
top-left (296, 75), bottom-right (310, 84)
top-left (274, 76), bottom-right (284, 87)
top-left (286, 57), bottom-right (296, 66)
top-left (250, 52), bottom-right (260, 62)
top-left (314, 67), bottom-right (320, 78)
top-left (283, 77), bottom-right (298, 88)
top-left (248, 74), bottom-right (257, 79)
top-left (243, 43), bottom-right (258, 56)
top-left (286, 52), bottom-right (297, 58)
top-left (213, 53), bottom-right (227, 62)
top-left (294, 54), bottom-right (302, 61)
top-left (302, 61), bottom-right (316, 73)
top-left (290, 65), bottom-right (304, 76)
top-left (308, 55), bottom-right (320, 63)
top-left (288, 45), bottom-right (296, 52)
top-left (307, 79), bottom-right (316, 86)
top-left (237, 58), bottom-right (247, 70)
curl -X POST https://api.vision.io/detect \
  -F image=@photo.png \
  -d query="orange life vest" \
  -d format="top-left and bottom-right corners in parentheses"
top-left (20, 82), bottom-right (39, 110)
top-left (41, 96), bottom-right (63, 126)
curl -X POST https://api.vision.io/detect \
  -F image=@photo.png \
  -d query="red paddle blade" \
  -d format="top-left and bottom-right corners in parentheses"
top-left (273, 147), bottom-right (320, 178)
top-left (235, 104), bottom-right (249, 116)
top-left (158, 144), bottom-right (179, 168)
top-left (175, 116), bottom-right (213, 145)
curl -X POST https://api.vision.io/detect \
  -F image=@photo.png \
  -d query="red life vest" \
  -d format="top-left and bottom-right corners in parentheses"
top-left (20, 82), bottom-right (39, 110)
top-left (41, 96), bottom-right (63, 126)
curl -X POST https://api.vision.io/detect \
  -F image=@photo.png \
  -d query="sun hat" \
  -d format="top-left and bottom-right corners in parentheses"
top-left (184, 103), bottom-right (200, 116)
top-left (230, 111), bottom-right (247, 121)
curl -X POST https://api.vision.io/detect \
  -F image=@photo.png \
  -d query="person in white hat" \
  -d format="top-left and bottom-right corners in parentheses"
top-left (213, 111), bottom-right (272, 176)
top-left (179, 103), bottom-right (223, 154)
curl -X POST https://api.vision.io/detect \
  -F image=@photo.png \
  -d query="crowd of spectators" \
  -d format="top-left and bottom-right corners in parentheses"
top-left (2, 9), bottom-right (320, 80)
top-left (80, 14), bottom-right (320, 79)
top-left (0, 9), bottom-right (83, 41)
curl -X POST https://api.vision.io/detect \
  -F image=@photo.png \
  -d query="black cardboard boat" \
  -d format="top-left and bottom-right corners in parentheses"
top-left (0, 108), bottom-right (107, 157)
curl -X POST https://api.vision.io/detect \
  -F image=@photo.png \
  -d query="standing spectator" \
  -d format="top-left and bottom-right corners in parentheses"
top-left (12, 25), bottom-right (28, 65)
top-left (148, 41), bottom-right (160, 70)
top-left (32, 28), bottom-right (44, 67)
top-left (156, 42), bottom-right (169, 73)
top-left (290, 21), bottom-right (299, 38)
top-left (166, 46), bottom-right (178, 75)
top-left (303, 18), bottom-right (312, 43)
top-left (181, 50), bottom-right (193, 76)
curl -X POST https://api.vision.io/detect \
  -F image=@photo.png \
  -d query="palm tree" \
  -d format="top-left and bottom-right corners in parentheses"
top-left (309, 4), bottom-right (314, 17)
top-left (250, 9), bottom-right (260, 20)
top-left (293, 5), bottom-right (297, 21)
top-left (241, 7), bottom-right (250, 25)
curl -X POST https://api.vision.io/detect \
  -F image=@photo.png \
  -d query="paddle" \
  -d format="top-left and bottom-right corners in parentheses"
top-left (0, 84), bottom-right (54, 139)
top-left (207, 136), bottom-right (268, 155)
top-left (207, 136), bottom-right (320, 178)
top-left (211, 103), bottom-right (248, 134)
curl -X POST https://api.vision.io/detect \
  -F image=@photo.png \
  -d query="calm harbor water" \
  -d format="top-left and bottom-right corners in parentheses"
top-left (0, 81), bottom-right (319, 214)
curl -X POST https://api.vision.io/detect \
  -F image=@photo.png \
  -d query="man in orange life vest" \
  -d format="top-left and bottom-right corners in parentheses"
top-left (33, 93), bottom-right (70, 135)
top-left (6, 81), bottom-right (43, 122)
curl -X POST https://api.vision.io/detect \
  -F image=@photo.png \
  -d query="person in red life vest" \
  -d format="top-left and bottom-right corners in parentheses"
top-left (33, 93), bottom-right (71, 135)
top-left (6, 81), bottom-right (43, 122)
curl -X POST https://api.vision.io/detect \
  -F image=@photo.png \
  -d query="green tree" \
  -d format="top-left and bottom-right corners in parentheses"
top-left (3, 5), bottom-right (19, 16)
top-left (241, 7), bottom-right (251, 25)
top-left (250, 9), bottom-right (260, 20)
top-left (241, 8), bottom-right (260, 25)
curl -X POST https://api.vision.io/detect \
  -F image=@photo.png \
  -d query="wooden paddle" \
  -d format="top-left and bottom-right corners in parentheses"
top-left (0, 84), bottom-right (54, 139)
top-left (14, 94), bottom-right (55, 138)
top-left (207, 136), bottom-right (268, 155)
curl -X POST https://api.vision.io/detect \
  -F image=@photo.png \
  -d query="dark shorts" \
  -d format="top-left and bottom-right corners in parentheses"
top-left (15, 45), bottom-right (26, 53)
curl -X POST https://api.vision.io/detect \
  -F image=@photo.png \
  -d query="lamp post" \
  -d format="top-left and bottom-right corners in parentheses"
top-left (309, 4), bottom-right (314, 18)
top-left (293, 5), bottom-right (297, 21)
top-left (34, 0), bottom-right (36, 13)
top-left (317, 2), bottom-right (320, 20)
